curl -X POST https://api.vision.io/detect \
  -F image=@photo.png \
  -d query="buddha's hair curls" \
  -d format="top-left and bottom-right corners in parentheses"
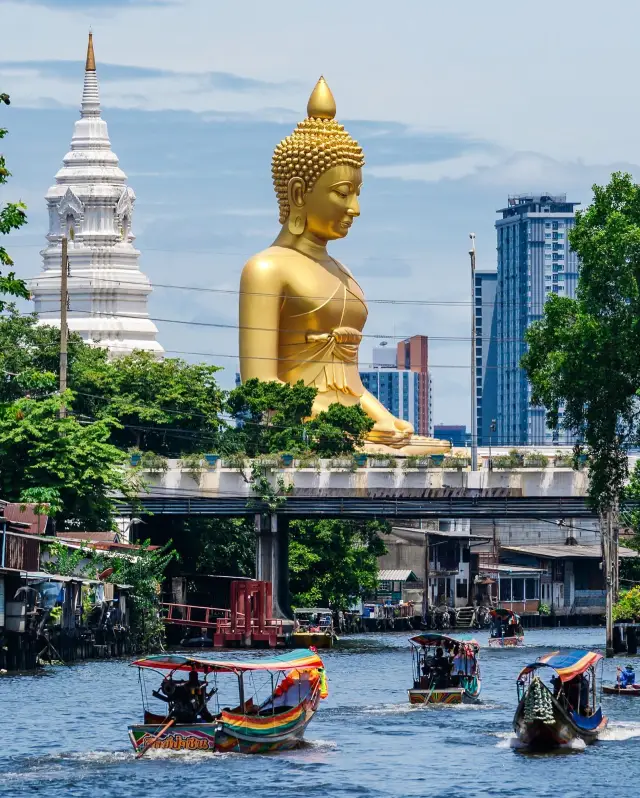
top-left (272, 116), bottom-right (365, 224)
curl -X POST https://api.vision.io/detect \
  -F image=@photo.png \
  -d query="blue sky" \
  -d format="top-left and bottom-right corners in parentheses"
top-left (2, 0), bottom-right (640, 425)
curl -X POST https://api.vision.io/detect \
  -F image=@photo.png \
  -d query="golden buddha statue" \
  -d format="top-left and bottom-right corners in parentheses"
top-left (239, 77), bottom-right (450, 455)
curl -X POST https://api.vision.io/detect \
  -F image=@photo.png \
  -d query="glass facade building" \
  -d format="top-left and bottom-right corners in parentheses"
top-left (475, 270), bottom-right (498, 446)
top-left (495, 194), bottom-right (580, 445)
top-left (360, 369), bottom-right (421, 431)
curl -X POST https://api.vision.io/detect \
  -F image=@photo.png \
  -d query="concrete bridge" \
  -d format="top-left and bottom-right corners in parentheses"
top-left (116, 457), bottom-right (638, 620)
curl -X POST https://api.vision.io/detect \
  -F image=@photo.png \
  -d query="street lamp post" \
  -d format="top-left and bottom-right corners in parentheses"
top-left (469, 233), bottom-right (477, 471)
top-left (489, 418), bottom-right (496, 471)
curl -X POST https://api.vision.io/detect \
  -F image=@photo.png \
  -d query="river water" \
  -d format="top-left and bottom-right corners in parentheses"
top-left (1, 628), bottom-right (639, 798)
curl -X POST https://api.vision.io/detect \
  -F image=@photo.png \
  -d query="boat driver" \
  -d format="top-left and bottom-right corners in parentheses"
top-left (619, 665), bottom-right (636, 689)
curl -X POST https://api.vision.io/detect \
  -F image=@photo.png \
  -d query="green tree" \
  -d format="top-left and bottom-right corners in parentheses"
top-left (225, 378), bottom-right (373, 457)
top-left (70, 349), bottom-right (226, 455)
top-left (225, 378), bottom-right (317, 455)
top-left (0, 93), bottom-right (29, 307)
top-left (522, 173), bottom-right (640, 514)
top-left (0, 392), bottom-right (138, 529)
top-left (147, 516), bottom-right (256, 578)
top-left (289, 519), bottom-right (388, 609)
top-left (306, 403), bottom-right (373, 456)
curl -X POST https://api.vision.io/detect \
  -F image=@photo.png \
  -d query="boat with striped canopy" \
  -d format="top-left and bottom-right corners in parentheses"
top-left (128, 649), bottom-right (328, 755)
top-left (513, 650), bottom-right (607, 750)
top-left (488, 608), bottom-right (524, 647)
top-left (408, 633), bottom-right (481, 705)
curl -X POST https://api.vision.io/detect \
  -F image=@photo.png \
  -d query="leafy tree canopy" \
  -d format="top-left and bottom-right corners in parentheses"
top-left (69, 349), bottom-right (226, 455)
top-left (225, 378), bottom-right (373, 457)
top-left (0, 392), bottom-right (138, 530)
top-left (522, 173), bottom-right (640, 512)
top-left (289, 519), bottom-right (388, 610)
top-left (0, 93), bottom-right (29, 308)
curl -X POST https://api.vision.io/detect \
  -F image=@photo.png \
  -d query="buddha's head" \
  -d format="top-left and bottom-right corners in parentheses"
top-left (272, 77), bottom-right (365, 241)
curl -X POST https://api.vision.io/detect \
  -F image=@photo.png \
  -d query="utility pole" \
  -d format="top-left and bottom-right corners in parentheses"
top-left (59, 236), bottom-right (69, 419)
top-left (469, 233), bottom-right (478, 471)
top-left (603, 503), bottom-right (620, 658)
top-left (489, 418), bottom-right (496, 472)
top-left (423, 529), bottom-right (430, 626)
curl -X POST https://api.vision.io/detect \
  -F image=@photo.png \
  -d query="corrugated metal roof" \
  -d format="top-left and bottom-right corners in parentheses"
top-left (378, 569), bottom-right (418, 581)
top-left (501, 544), bottom-right (639, 560)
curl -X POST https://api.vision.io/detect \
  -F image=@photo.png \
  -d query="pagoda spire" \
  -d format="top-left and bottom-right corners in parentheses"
top-left (81, 32), bottom-right (100, 118)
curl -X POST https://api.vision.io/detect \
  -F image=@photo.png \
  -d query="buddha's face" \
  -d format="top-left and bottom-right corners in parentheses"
top-left (301, 165), bottom-right (362, 241)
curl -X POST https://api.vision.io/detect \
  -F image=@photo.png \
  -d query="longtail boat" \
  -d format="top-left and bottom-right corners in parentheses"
top-left (128, 649), bottom-right (328, 755)
top-left (408, 633), bottom-right (481, 705)
top-left (488, 608), bottom-right (524, 647)
top-left (514, 650), bottom-right (607, 750)
top-left (292, 608), bottom-right (335, 649)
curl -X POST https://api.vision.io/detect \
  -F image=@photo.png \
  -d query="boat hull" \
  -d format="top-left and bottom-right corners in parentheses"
top-left (292, 632), bottom-right (333, 649)
top-left (129, 701), bottom-right (317, 755)
top-left (408, 679), bottom-right (481, 705)
top-left (513, 695), bottom-right (607, 750)
top-left (603, 684), bottom-right (640, 696)
top-left (489, 635), bottom-right (524, 648)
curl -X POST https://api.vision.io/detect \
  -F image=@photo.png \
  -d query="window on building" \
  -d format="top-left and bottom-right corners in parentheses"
top-left (525, 578), bottom-right (539, 600)
top-left (456, 579), bottom-right (468, 599)
top-left (512, 579), bottom-right (524, 601)
top-left (500, 580), bottom-right (511, 601)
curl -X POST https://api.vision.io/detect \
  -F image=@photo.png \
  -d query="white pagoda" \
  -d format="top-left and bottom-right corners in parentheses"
top-left (30, 34), bottom-right (163, 355)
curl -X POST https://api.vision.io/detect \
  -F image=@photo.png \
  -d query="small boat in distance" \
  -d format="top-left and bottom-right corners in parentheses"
top-left (128, 649), bottom-right (328, 756)
top-left (488, 608), bottom-right (524, 647)
top-left (408, 633), bottom-right (481, 705)
top-left (513, 650), bottom-right (608, 750)
top-left (603, 664), bottom-right (640, 695)
top-left (292, 608), bottom-right (335, 649)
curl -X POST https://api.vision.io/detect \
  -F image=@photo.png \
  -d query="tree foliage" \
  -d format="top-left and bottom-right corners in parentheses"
top-left (613, 585), bottom-right (640, 622)
top-left (289, 519), bottom-right (388, 609)
top-left (225, 378), bottom-right (373, 457)
top-left (0, 392), bottom-right (137, 530)
top-left (0, 93), bottom-right (29, 307)
top-left (70, 349), bottom-right (226, 455)
top-left (522, 173), bottom-right (640, 512)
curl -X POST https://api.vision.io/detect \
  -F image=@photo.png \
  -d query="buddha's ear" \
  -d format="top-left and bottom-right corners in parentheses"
top-left (287, 176), bottom-right (306, 209)
top-left (287, 177), bottom-right (307, 236)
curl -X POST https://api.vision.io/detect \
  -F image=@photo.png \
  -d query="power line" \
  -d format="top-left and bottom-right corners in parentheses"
top-left (32, 272), bottom-right (571, 310)
top-left (64, 306), bottom-right (541, 344)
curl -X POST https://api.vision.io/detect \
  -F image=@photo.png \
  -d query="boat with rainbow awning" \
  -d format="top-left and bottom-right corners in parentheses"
top-left (128, 649), bottom-right (328, 756)
top-left (408, 633), bottom-right (481, 705)
top-left (513, 650), bottom-right (607, 750)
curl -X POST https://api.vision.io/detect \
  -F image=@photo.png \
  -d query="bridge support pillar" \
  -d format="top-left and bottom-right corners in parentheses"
top-left (255, 513), bottom-right (292, 620)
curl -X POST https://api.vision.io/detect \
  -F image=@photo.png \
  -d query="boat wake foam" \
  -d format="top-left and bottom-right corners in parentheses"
top-left (491, 732), bottom-right (586, 752)
top-left (600, 721), bottom-right (640, 742)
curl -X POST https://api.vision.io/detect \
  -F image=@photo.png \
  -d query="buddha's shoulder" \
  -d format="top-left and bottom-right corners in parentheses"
top-left (241, 246), bottom-right (307, 283)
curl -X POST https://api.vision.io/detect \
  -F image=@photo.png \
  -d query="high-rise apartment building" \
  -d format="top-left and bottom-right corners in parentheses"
top-left (475, 269), bottom-right (498, 446)
top-left (360, 336), bottom-right (433, 436)
top-left (495, 194), bottom-right (580, 445)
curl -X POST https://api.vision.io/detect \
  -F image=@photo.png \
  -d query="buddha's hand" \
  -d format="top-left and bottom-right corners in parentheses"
top-left (368, 416), bottom-right (414, 447)
top-left (306, 327), bottom-right (362, 345)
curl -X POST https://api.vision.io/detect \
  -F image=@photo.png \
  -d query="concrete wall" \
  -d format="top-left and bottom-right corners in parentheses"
top-left (140, 460), bottom-right (593, 499)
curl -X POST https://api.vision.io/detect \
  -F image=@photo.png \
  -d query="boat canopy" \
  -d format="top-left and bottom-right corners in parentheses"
top-left (410, 633), bottom-right (479, 649)
top-left (490, 608), bottom-right (519, 620)
top-left (131, 648), bottom-right (325, 674)
top-left (518, 650), bottom-right (603, 683)
top-left (294, 608), bottom-right (332, 614)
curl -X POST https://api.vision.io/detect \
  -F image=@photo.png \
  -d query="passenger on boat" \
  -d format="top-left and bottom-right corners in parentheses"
top-left (433, 647), bottom-right (451, 688)
top-left (619, 665), bottom-right (636, 689)
top-left (187, 669), bottom-right (215, 722)
top-left (566, 674), bottom-right (590, 715)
